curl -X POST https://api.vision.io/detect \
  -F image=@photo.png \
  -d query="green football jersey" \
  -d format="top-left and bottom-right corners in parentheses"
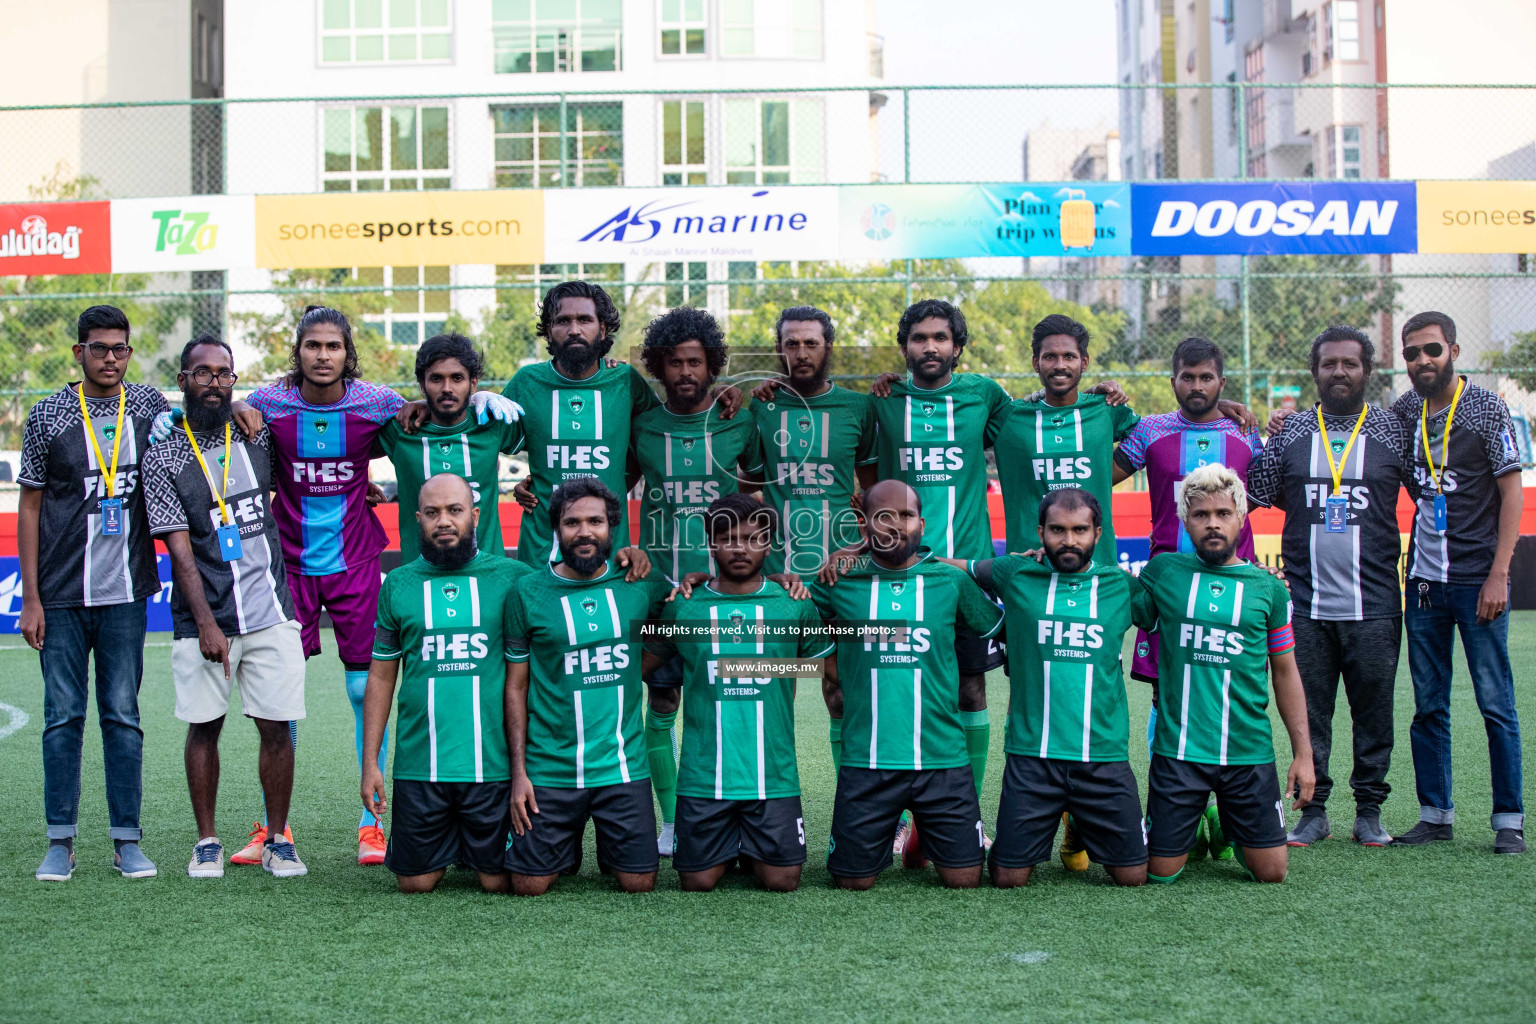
top-left (505, 562), bottom-right (672, 789)
top-left (872, 374), bottom-right (1011, 560)
top-left (1131, 553), bottom-right (1296, 766)
top-left (751, 384), bottom-right (878, 577)
top-left (372, 551), bottom-right (533, 783)
top-left (647, 583), bottom-right (833, 800)
top-left (975, 556), bottom-right (1133, 762)
top-left (808, 552), bottom-right (1003, 771)
top-left (991, 394), bottom-right (1140, 566)
top-left (631, 404), bottom-right (764, 584)
top-left (503, 360), bottom-right (661, 565)
top-left (377, 415), bottom-right (524, 563)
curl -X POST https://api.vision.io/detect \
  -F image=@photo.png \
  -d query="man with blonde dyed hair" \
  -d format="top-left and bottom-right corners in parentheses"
top-left (1130, 464), bottom-right (1316, 883)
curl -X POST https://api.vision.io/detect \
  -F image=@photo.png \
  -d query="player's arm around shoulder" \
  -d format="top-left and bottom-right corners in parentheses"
top-left (946, 563), bottom-right (1004, 638)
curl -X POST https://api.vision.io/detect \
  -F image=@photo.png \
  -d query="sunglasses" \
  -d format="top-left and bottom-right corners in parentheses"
top-left (1402, 342), bottom-right (1446, 362)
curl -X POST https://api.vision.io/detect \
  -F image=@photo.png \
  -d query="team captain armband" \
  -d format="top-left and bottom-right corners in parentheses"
top-left (1267, 624), bottom-right (1295, 656)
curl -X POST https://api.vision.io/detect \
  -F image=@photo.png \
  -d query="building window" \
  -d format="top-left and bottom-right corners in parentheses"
top-left (1328, 124), bottom-right (1362, 179)
top-left (665, 262), bottom-right (708, 307)
top-left (1327, 0), bottom-right (1360, 61)
top-left (497, 263), bottom-right (625, 296)
top-left (323, 105), bottom-right (451, 191)
top-left (724, 98), bottom-right (823, 184)
top-left (721, 0), bottom-right (822, 59)
top-left (320, 0), bottom-right (451, 63)
top-left (492, 0), bottom-right (620, 73)
top-left (1222, 0), bottom-right (1234, 43)
top-left (727, 260), bottom-right (759, 315)
top-left (659, 0), bottom-right (706, 56)
top-left (194, 13), bottom-right (222, 89)
top-left (492, 104), bottom-right (622, 188)
top-left (343, 266), bottom-right (452, 345)
top-left (662, 100), bottom-right (708, 185)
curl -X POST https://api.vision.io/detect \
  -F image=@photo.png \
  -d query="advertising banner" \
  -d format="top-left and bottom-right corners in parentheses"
top-left (1131, 181), bottom-right (1418, 255)
top-left (0, 556), bottom-right (174, 633)
top-left (542, 186), bottom-right (839, 263)
top-left (1416, 180), bottom-right (1536, 254)
top-left (0, 201), bottom-right (112, 275)
top-left (110, 196), bottom-right (257, 273)
top-left (839, 183), bottom-right (1132, 260)
top-left (254, 189), bottom-right (543, 268)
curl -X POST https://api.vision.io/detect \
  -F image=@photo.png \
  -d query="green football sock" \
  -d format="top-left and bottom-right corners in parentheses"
top-left (829, 717), bottom-right (843, 773)
top-left (1147, 867), bottom-right (1184, 884)
top-left (645, 708), bottom-right (678, 825)
top-left (1232, 844), bottom-right (1257, 882)
top-left (961, 710), bottom-right (990, 799)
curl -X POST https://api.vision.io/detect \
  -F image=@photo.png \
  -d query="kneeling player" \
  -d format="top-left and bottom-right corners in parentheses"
top-left (1132, 464), bottom-right (1315, 883)
top-left (505, 479), bottom-right (672, 895)
top-left (810, 481), bottom-right (1004, 890)
top-left (643, 494), bottom-right (832, 892)
top-left (360, 474), bottom-right (531, 893)
top-left (962, 489), bottom-right (1147, 887)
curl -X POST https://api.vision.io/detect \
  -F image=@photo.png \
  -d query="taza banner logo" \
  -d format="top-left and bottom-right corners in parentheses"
top-left (151, 209), bottom-right (219, 254)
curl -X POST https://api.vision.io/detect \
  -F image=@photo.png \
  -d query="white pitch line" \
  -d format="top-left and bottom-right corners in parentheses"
top-left (1005, 952), bottom-right (1051, 965)
top-left (0, 701), bottom-right (30, 740)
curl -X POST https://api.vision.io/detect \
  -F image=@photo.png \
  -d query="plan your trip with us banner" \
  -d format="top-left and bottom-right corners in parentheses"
top-left (253, 189), bottom-right (543, 267)
top-left (839, 183), bottom-right (1132, 259)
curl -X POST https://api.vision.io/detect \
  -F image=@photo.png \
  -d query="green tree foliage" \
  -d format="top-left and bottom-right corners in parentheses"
top-left (1484, 328), bottom-right (1536, 392)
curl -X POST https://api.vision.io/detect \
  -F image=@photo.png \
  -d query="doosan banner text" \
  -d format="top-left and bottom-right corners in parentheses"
top-left (1130, 181), bottom-right (1418, 255)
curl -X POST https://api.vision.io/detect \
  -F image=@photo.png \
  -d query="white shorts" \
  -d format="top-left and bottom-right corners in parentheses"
top-left (173, 619), bottom-right (306, 724)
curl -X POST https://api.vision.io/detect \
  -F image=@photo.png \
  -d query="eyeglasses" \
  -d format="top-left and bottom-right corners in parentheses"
top-left (86, 343), bottom-right (132, 359)
top-left (190, 369), bottom-right (239, 388)
top-left (1402, 342), bottom-right (1445, 362)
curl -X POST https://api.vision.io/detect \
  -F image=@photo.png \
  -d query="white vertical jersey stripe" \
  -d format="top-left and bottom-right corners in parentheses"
top-left (573, 689), bottom-right (586, 788)
top-left (471, 675), bottom-right (484, 782)
top-left (427, 677), bottom-right (439, 781)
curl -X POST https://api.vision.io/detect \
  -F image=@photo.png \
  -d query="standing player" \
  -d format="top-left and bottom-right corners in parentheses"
top-left (19, 305), bottom-right (168, 882)
top-left (1132, 464), bottom-right (1314, 884)
top-left (990, 315), bottom-right (1141, 567)
top-left (642, 493), bottom-right (831, 892)
top-left (747, 305), bottom-right (878, 786)
top-left (1247, 326), bottom-right (1414, 850)
top-left (1113, 336), bottom-right (1265, 859)
top-left (143, 336), bottom-right (308, 879)
top-left (629, 307), bottom-right (761, 857)
top-left (360, 474), bottom-right (530, 893)
top-left (748, 305), bottom-right (879, 579)
top-left (866, 299), bottom-right (1010, 835)
top-left (504, 479), bottom-right (673, 895)
top-left (376, 334), bottom-right (524, 563)
top-left (958, 489), bottom-right (1146, 886)
top-left (809, 480), bottom-right (1004, 890)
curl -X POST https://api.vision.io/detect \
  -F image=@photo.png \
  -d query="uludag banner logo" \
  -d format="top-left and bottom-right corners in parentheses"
top-left (0, 201), bottom-right (112, 274)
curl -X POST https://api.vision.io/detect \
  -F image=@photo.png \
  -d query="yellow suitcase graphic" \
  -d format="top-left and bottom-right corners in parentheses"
top-left (1058, 189), bottom-right (1097, 249)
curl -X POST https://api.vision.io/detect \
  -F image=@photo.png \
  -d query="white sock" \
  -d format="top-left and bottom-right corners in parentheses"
top-left (198, 836), bottom-right (219, 847)
top-left (659, 821), bottom-right (674, 838)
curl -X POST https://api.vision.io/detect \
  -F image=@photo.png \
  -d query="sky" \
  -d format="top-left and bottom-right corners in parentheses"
top-left (874, 0), bottom-right (1121, 181)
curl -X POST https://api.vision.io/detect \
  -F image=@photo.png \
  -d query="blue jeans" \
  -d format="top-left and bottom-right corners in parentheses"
top-left (40, 601), bottom-right (147, 840)
top-left (1405, 579), bottom-right (1524, 831)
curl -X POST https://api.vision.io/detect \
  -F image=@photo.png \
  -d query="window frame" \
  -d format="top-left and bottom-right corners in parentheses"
top-left (320, 103), bottom-right (454, 193)
top-left (491, 102), bottom-right (624, 189)
top-left (719, 0), bottom-right (823, 61)
top-left (1327, 123), bottom-right (1363, 180)
top-left (318, 0), bottom-right (455, 67)
top-left (657, 0), bottom-right (708, 59)
top-left (342, 265), bottom-right (454, 347)
top-left (490, 0), bottom-right (623, 75)
top-left (660, 98), bottom-right (711, 186)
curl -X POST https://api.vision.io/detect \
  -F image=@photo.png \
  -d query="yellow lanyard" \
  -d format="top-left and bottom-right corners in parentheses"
top-left (184, 419), bottom-right (233, 525)
top-left (77, 384), bottom-right (125, 498)
top-left (1419, 376), bottom-right (1465, 495)
top-left (1316, 402), bottom-right (1369, 497)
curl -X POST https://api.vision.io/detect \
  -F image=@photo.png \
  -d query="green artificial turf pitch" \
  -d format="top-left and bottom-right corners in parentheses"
top-left (0, 621), bottom-right (1532, 1023)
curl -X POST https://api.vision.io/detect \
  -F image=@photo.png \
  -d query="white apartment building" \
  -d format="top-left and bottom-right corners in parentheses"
top-left (222, 0), bottom-right (885, 345)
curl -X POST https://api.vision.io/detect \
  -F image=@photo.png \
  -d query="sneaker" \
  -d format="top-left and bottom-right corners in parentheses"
top-left (230, 822), bottom-right (267, 865)
top-left (188, 839), bottom-right (224, 878)
top-left (892, 813), bottom-right (910, 856)
top-left (1287, 811), bottom-right (1332, 847)
top-left (1393, 820), bottom-right (1453, 845)
top-left (1059, 813), bottom-right (1089, 872)
top-left (657, 821), bottom-right (676, 858)
top-left (113, 842), bottom-right (158, 878)
top-left (358, 825), bottom-right (387, 866)
top-left (262, 838), bottom-right (308, 878)
top-left (901, 823), bottom-right (930, 870)
top-left (1494, 828), bottom-right (1525, 855)
top-left (1204, 804), bottom-right (1235, 860)
top-left (35, 844), bottom-right (75, 882)
top-left (1352, 814), bottom-right (1392, 847)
